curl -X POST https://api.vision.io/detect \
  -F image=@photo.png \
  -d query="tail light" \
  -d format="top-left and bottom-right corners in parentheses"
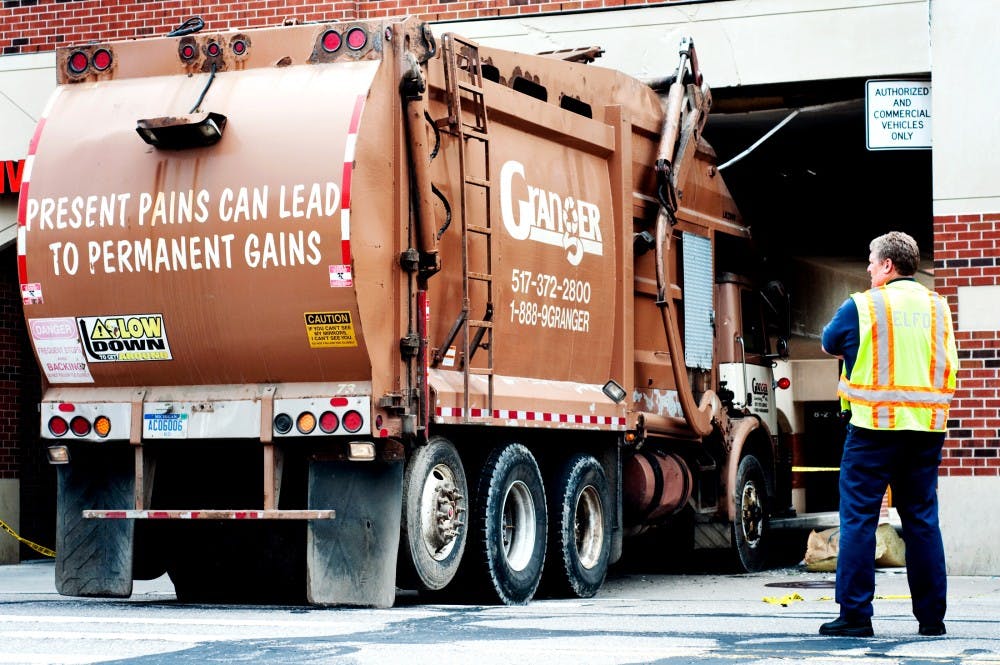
top-left (776, 377), bottom-right (791, 390)
top-left (346, 28), bottom-right (367, 51)
top-left (296, 412), bottom-right (316, 434)
top-left (319, 411), bottom-right (339, 433)
top-left (273, 413), bottom-right (293, 434)
top-left (180, 43), bottom-right (197, 60)
top-left (321, 30), bottom-right (342, 53)
top-left (48, 416), bottom-right (69, 437)
top-left (94, 416), bottom-right (112, 438)
top-left (342, 410), bottom-right (363, 433)
top-left (206, 42), bottom-right (221, 57)
top-left (232, 39), bottom-right (247, 55)
top-left (70, 416), bottom-right (91, 437)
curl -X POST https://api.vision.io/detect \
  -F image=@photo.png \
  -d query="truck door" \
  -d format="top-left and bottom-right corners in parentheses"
top-left (716, 277), bottom-right (778, 434)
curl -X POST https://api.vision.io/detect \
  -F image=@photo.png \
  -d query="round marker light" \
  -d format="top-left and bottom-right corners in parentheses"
top-left (273, 413), bottom-right (293, 434)
top-left (342, 410), bottom-right (363, 433)
top-left (776, 377), bottom-right (791, 390)
top-left (92, 48), bottom-right (112, 71)
top-left (180, 43), bottom-right (196, 60)
top-left (232, 39), bottom-right (247, 55)
top-left (94, 416), bottom-right (111, 438)
top-left (68, 51), bottom-right (89, 74)
top-left (48, 416), bottom-right (69, 437)
top-left (70, 416), bottom-right (91, 437)
top-left (319, 411), bottom-right (339, 434)
top-left (206, 42), bottom-right (221, 57)
top-left (321, 30), bottom-right (342, 53)
top-left (296, 411), bottom-right (316, 434)
top-left (346, 27), bottom-right (367, 51)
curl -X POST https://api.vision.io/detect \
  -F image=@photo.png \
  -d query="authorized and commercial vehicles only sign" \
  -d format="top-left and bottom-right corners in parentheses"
top-left (865, 79), bottom-right (932, 150)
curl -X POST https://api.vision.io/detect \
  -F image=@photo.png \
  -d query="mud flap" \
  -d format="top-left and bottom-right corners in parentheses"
top-left (55, 446), bottom-right (134, 597)
top-left (306, 459), bottom-right (403, 607)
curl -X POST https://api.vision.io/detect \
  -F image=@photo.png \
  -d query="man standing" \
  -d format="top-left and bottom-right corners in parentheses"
top-left (819, 231), bottom-right (958, 638)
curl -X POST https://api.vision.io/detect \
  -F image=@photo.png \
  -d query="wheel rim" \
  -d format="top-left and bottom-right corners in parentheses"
top-left (574, 485), bottom-right (604, 569)
top-left (500, 480), bottom-right (535, 572)
top-left (740, 479), bottom-right (763, 548)
top-left (420, 463), bottom-right (461, 561)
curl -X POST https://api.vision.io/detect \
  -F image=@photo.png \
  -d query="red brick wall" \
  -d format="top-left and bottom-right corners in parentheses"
top-left (934, 213), bottom-right (1000, 477)
top-left (2, 0), bottom-right (678, 53)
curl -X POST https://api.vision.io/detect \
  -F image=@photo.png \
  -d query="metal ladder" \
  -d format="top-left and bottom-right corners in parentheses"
top-left (438, 33), bottom-right (494, 423)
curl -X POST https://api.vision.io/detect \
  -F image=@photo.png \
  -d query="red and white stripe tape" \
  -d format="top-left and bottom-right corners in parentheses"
top-left (17, 88), bottom-right (62, 304)
top-left (435, 407), bottom-right (626, 429)
top-left (340, 94), bottom-right (366, 265)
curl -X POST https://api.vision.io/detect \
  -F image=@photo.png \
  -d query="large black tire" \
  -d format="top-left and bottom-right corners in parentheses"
top-left (55, 446), bottom-right (134, 598)
top-left (733, 453), bottom-right (770, 572)
top-left (398, 437), bottom-right (468, 591)
top-left (469, 443), bottom-right (547, 605)
top-left (545, 454), bottom-right (611, 598)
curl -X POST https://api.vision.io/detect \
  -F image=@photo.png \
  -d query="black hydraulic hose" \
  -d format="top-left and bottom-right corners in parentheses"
top-left (433, 184), bottom-right (452, 240)
top-left (189, 63), bottom-right (217, 113)
top-left (168, 17), bottom-right (205, 37)
top-left (425, 110), bottom-right (441, 160)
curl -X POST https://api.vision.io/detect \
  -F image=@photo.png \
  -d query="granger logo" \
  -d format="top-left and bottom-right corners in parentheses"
top-left (499, 160), bottom-right (603, 266)
top-left (77, 314), bottom-right (173, 362)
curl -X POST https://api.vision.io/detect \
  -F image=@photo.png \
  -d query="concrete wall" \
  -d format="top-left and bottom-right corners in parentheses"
top-left (939, 478), bottom-right (999, 574)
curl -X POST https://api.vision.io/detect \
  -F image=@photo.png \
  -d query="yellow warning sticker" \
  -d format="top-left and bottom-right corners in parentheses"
top-left (304, 311), bottom-right (357, 348)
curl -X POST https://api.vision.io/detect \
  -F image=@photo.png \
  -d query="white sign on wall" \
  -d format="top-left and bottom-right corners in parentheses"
top-left (865, 79), bottom-right (932, 150)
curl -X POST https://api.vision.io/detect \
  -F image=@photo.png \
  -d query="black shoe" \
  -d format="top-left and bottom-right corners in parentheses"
top-left (919, 623), bottom-right (946, 636)
top-left (819, 617), bottom-right (874, 637)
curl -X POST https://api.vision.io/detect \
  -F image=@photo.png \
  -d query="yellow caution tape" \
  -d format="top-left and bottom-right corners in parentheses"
top-left (762, 593), bottom-right (804, 606)
top-left (0, 518), bottom-right (56, 558)
top-left (792, 466), bottom-right (841, 472)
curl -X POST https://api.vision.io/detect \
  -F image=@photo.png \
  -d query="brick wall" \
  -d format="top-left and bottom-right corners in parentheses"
top-left (934, 213), bottom-right (1000, 478)
top-left (1, 0), bottom-right (679, 53)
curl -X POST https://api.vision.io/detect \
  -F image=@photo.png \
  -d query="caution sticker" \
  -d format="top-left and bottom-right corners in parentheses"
top-left (304, 311), bottom-right (358, 348)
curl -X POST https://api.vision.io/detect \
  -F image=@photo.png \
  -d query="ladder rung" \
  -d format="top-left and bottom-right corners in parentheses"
top-left (468, 320), bottom-right (493, 329)
top-left (468, 224), bottom-right (491, 235)
top-left (468, 271), bottom-right (493, 282)
top-left (465, 176), bottom-right (490, 188)
top-left (468, 367), bottom-right (494, 376)
top-left (458, 80), bottom-right (484, 94)
top-left (463, 127), bottom-right (489, 142)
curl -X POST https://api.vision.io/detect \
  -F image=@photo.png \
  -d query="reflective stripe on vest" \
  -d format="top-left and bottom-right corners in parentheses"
top-left (837, 281), bottom-right (957, 431)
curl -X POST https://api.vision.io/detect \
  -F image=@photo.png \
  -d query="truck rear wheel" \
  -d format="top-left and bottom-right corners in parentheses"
top-left (398, 437), bottom-right (468, 591)
top-left (470, 443), bottom-right (546, 605)
top-left (733, 453), bottom-right (770, 572)
top-left (545, 454), bottom-right (611, 598)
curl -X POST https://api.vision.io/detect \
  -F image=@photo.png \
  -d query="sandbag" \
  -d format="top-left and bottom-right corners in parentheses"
top-left (802, 524), bottom-right (907, 572)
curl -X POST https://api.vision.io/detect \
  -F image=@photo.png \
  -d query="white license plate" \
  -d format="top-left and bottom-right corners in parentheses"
top-left (143, 413), bottom-right (188, 439)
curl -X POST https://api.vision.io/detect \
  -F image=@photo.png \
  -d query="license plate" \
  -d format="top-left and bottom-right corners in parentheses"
top-left (144, 413), bottom-right (188, 439)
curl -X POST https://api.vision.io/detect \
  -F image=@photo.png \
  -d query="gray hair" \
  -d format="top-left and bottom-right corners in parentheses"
top-left (870, 231), bottom-right (920, 276)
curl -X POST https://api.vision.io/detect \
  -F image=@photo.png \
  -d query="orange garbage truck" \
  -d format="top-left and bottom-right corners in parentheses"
top-left (19, 16), bottom-right (797, 606)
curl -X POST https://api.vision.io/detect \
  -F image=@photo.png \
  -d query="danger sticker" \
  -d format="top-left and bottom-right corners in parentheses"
top-left (329, 264), bottom-right (353, 288)
top-left (304, 311), bottom-right (358, 348)
top-left (77, 313), bottom-right (173, 362)
top-left (28, 317), bottom-right (94, 384)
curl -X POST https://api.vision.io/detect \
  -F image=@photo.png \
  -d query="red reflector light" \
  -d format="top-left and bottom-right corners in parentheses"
top-left (330, 397), bottom-right (349, 407)
top-left (776, 377), bottom-right (791, 390)
top-left (93, 48), bottom-right (112, 71)
top-left (48, 416), bottom-right (69, 437)
top-left (70, 416), bottom-right (91, 437)
top-left (321, 30), bottom-right (342, 53)
top-left (207, 42), bottom-right (221, 57)
top-left (232, 40), bottom-right (247, 55)
top-left (68, 51), bottom-right (88, 74)
top-left (57, 403), bottom-right (75, 412)
top-left (319, 411), bottom-right (339, 433)
top-left (342, 410), bottom-right (363, 433)
top-left (180, 43), bottom-right (196, 60)
top-left (346, 28), bottom-right (367, 51)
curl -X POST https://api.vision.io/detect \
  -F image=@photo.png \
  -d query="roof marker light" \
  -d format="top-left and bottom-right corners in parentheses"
top-left (346, 28), bottom-right (367, 51)
top-left (321, 30), bottom-right (342, 53)
top-left (93, 48), bottom-right (112, 71)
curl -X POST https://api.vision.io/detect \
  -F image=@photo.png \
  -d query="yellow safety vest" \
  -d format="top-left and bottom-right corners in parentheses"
top-left (838, 280), bottom-right (958, 431)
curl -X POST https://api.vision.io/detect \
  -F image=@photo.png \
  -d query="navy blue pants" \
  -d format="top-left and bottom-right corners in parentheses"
top-left (836, 424), bottom-right (947, 625)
